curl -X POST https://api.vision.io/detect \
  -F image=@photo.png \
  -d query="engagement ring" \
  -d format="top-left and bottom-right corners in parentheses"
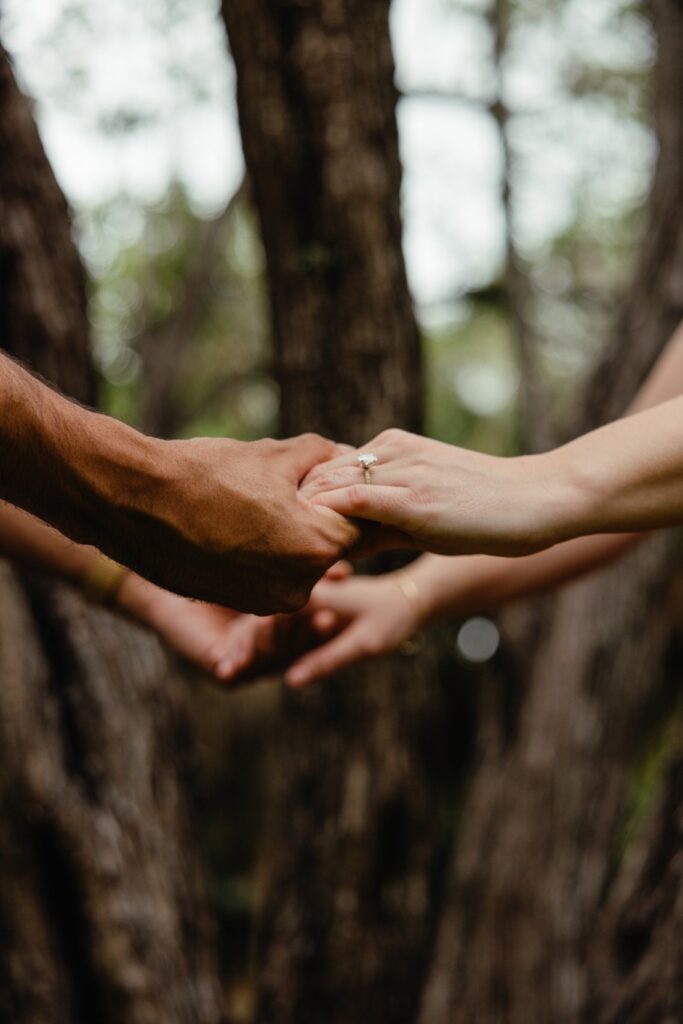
top-left (357, 452), bottom-right (378, 484)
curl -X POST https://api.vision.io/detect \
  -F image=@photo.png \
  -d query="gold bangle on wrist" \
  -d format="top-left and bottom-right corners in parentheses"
top-left (81, 554), bottom-right (129, 607)
top-left (394, 569), bottom-right (422, 606)
top-left (393, 569), bottom-right (426, 656)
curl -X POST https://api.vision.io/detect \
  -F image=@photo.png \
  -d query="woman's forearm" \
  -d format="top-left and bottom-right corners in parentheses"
top-left (398, 324), bottom-right (683, 620)
top-left (548, 395), bottom-right (683, 541)
top-left (406, 532), bottom-right (643, 622)
top-left (0, 502), bottom-right (99, 584)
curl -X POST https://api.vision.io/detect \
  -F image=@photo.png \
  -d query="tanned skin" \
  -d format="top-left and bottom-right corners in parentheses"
top-left (0, 353), bottom-right (359, 614)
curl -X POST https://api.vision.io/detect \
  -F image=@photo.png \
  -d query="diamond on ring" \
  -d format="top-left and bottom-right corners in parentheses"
top-left (357, 452), bottom-right (378, 484)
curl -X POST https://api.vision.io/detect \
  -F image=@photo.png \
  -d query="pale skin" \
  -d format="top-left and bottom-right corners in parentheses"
top-left (301, 401), bottom-right (683, 554)
top-left (220, 321), bottom-right (683, 687)
top-left (0, 353), bottom-right (361, 614)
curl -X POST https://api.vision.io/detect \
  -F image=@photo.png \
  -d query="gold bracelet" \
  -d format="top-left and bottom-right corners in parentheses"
top-left (394, 569), bottom-right (421, 606)
top-left (393, 570), bottom-right (426, 657)
top-left (81, 554), bottom-right (129, 607)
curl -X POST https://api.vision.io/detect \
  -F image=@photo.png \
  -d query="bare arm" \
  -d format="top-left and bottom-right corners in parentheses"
top-left (306, 324), bottom-right (683, 555)
top-left (279, 323), bottom-right (683, 685)
top-left (0, 353), bottom-right (358, 613)
top-left (404, 322), bottom-right (683, 618)
top-left (0, 503), bottom-right (98, 583)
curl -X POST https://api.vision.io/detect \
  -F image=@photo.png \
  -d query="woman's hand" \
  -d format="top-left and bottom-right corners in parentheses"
top-left (301, 429), bottom-right (569, 557)
top-left (281, 572), bottom-right (428, 687)
top-left (116, 574), bottom-right (258, 680)
top-left (217, 569), bottom-right (430, 690)
top-left (114, 562), bottom-right (353, 684)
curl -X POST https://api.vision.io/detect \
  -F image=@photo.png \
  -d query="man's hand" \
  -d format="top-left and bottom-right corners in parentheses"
top-left (119, 433), bottom-right (360, 613)
top-left (0, 355), bottom-right (359, 613)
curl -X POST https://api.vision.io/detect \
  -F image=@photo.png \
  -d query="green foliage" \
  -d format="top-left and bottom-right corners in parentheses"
top-left (80, 183), bottom-right (273, 439)
top-left (424, 301), bottom-right (521, 452)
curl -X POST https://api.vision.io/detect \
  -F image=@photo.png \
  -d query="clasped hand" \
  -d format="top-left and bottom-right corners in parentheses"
top-left (140, 428), bottom-right (559, 689)
top-left (300, 428), bottom-right (559, 557)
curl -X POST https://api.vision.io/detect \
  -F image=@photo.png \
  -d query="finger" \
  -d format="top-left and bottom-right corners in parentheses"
top-left (210, 616), bottom-right (262, 679)
top-left (302, 499), bottom-right (362, 552)
top-left (300, 465), bottom-right (362, 500)
top-left (311, 609), bottom-right (340, 634)
top-left (215, 635), bottom-right (254, 681)
top-left (323, 560), bottom-right (352, 581)
top-left (299, 437), bottom-right (393, 489)
top-left (301, 454), bottom-right (358, 491)
top-left (301, 453), bottom-right (413, 500)
top-left (311, 484), bottom-right (415, 527)
top-left (282, 433), bottom-right (339, 482)
top-left (285, 623), bottom-right (378, 687)
top-left (306, 578), bottom-right (357, 616)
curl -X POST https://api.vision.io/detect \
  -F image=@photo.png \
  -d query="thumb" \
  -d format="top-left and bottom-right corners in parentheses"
top-left (307, 578), bottom-right (361, 617)
top-left (281, 433), bottom-right (339, 483)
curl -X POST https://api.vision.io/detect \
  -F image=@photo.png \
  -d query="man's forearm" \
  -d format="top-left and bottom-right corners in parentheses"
top-left (0, 354), bottom-right (356, 611)
top-left (0, 353), bottom-right (162, 561)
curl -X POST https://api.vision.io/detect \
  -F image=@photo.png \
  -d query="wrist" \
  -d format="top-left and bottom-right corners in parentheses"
top-left (80, 552), bottom-right (130, 607)
top-left (408, 554), bottom-right (486, 622)
top-left (115, 571), bottom-right (161, 623)
top-left (390, 567), bottom-right (431, 630)
top-left (527, 446), bottom-right (603, 546)
top-left (0, 359), bottom-right (167, 557)
top-left (75, 416), bottom-right (167, 530)
top-left (63, 412), bottom-right (175, 574)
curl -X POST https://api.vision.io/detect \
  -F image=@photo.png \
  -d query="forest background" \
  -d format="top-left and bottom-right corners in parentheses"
top-left (1, 1), bottom-right (681, 1023)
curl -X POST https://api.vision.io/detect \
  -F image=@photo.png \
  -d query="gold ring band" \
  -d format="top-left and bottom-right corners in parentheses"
top-left (82, 554), bottom-right (129, 607)
top-left (357, 452), bottom-right (379, 484)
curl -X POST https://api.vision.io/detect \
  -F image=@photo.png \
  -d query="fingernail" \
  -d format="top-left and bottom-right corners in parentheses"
top-left (217, 658), bottom-right (234, 678)
top-left (286, 668), bottom-right (308, 687)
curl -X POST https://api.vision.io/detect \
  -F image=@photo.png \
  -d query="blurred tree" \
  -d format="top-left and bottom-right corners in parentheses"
top-left (0, 44), bottom-right (222, 1024)
top-left (222, 2), bottom-right (457, 1022)
top-left (84, 180), bottom-right (275, 442)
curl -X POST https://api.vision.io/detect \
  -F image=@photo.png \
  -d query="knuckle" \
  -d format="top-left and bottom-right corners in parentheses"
top-left (298, 431), bottom-right (331, 454)
top-left (409, 484), bottom-right (431, 507)
top-left (307, 541), bottom-right (337, 571)
top-left (253, 437), bottom-right (278, 457)
top-left (379, 427), bottom-right (405, 444)
top-left (286, 585), bottom-right (313, 612)
top-left (309, 472), bottom-right (332, 490)
top-left (346, 485), bottom-right (367, 513)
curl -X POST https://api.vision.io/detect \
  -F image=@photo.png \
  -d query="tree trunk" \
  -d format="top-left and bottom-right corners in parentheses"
top-left (591, 720), bottom-right (683, 1023)
top-left (0, 45), bottom-right (221, 1024)
top-left (222, 4), bottom-right (457, 1021)
top-left (418, 2), bottom-right (683, 1022)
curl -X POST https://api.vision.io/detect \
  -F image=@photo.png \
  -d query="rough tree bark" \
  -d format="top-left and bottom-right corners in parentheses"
top-left (593, 723), bottom-right (683, 1024)
top-left (0, 46), bottom-right (221, 1024)
top-left (418, 2), bottom-right (683, 1022)
top-left (222, 4), bottom-right (454, 1022)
